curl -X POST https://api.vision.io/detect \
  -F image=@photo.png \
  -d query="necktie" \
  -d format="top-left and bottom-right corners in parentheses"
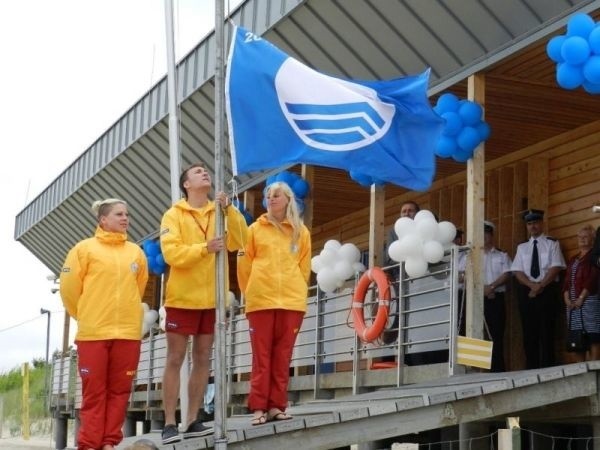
top-left (530, 239), bottom-right (540, 279)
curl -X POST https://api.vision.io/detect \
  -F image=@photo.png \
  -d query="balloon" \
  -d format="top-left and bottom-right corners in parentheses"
top-left (436, 221), bottom-right (457, 245)
top-left (311, 255), bottom-right (325, 274)
top-left (477, 122), bottom-right (491, 141)
top-left (317, 267), bottom-right (338, 293)
top-left (338, 243), bottom-right (361, 263)
top-left (142, 322), bottom-right (150, 336)
top-left (589, 27), bottom-right (600, 55)
top-left (398, 233), bottom-right (423, 259)
top-left (394, 216), bottom-right (416, 238)
top-left (142, 302), bottom-right (150, 313)
top-left (422, 240), bottom-right (445, 264)
top-left (143, 240), bottom-right (160, 258)
top-left (404, 257), bottom-right (428, 278)
top-left (145, 310), bottom-right (159, 325)
top-left (159, 306), bottom-right (166, 331)
top-left (435, 135), bottom-right (458, 158)
top-left (278, 171), bottom-right (296, 186)
top-left (557, 62), bottom-right (585, 89)
top-left (416, 218), bottom-right (439, 241)
top-left (457, 126), bottom-right (480, 152)
top-left (441, 111), bottom-right (462, 136)
top-left (583, 80), bottom-right (600, 94)
top-left (324, 239), bottom-right (342, 251)
top-left (546, 35), bottom-right (566, 63)
top-left (452, 149), bottom-right (473, 163)
top-left (458, 101), bottom-right (483, 127)
top-left (333, 260), bottom-right (354, 281)
top-left (435, 93), bottom-right (460, 113)
top-left (292, 178), bottom-right (310, 199)
top-left (388, 240), bottom-right (407, 263)
top-left (319, 248), bottom-right (339, 266)
top-left (583, 56), bottom-right (600, 84)
top-left (561, 36), bottom-right (590, 65)
top-left (295, 198), bottom-right (305, 215)
top-left (566, 13), bottom-right (595, 38)
top-left (414, 210), bottom-right (436, 223)
top-left (352, 262), bottom-right (366, 273)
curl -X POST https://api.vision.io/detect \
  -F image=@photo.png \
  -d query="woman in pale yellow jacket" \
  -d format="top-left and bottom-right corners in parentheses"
top-left (60, 198), bottom-right (148, 450)
top-left (238, 181), bottom-right (311, 425)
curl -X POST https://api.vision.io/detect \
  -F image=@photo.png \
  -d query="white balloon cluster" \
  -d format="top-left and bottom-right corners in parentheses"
top-left (387, 210), bottom-right (457, 278)
top-left (311, 240), bottom-right (366, 293)
top-left (142, 303), bottom-right (159, 336)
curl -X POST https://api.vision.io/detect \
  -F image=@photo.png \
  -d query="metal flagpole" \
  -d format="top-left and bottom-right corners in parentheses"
top-left (163, 0), bottom-right (188, 427)
top-left (213, 0), bottom-right (228, 447)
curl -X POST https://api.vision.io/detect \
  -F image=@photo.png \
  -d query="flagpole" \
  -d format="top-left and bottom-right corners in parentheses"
top-left (164, 0), bottom-right (189, 428)
top-left (213, 0), bottom-right (228, 448)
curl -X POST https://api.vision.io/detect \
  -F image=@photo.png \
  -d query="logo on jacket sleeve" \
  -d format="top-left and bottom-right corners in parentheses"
top-left (130, 262), bottom-right (139, 273)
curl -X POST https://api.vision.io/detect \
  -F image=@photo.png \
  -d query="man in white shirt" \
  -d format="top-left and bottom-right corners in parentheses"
top-left (511, 209), bottom-right (566, 369)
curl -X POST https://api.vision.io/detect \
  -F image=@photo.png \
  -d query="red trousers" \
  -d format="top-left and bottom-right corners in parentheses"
top-left (76, 339), bottom-right (140, 450)
top-left (246, 309), bottom-right (304, 412)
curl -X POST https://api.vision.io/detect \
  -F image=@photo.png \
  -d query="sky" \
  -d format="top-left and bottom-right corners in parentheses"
top-left (0, 0), bottom-right (241, 373)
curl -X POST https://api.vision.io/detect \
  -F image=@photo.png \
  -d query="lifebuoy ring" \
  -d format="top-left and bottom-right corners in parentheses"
top-left (351, 267), bottom-right (391, 343)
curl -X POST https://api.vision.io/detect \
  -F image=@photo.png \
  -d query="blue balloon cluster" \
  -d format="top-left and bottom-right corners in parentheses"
top-left (142, 240), bottom-right (167, 275)
top-left (349, 170), bottom-right (385, 188)
top-left (264, 170), bottom-right (310, 214)
top-left (433, 93), bottom-right (491, 163)
top-left (231, 198), bottom-right (254, 225)
top-left (546, 13), bottom-right (600, 93)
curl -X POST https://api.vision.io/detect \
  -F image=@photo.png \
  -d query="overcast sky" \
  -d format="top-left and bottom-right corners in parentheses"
top-left (0, 0), bottom-right (241, 373)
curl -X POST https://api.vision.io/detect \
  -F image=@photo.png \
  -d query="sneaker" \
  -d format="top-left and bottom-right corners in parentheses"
top-left (161, 424), bottom-right (181, 444)
top-left (183, 419), bottom-right (213, 438)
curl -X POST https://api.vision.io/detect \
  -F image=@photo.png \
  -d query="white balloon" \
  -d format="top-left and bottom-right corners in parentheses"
top-left (394, 217), bottom-right (416, 239)
top-left (422, 240), bottom-right (445, 263)
top-left (142, 322), bottom-right (150, 336)
top-left (398, 233), bottom-right (423, 258)
top-left (311, 255), bottom-right (325, 274)
top-left (319, 248), bottom-right (339, 267)
top-left (437, 221), bottom-right (457, 245)
top-left (145, 310), bottom-right (159, 325)
top-left (158, 306), bottom-right (166, 332)
top-left (323, 239), bottom-right (342, 251)
top-left (404, 257), bottom-right (429, 278)
top-left (416, 218), bottom-right (439, 241)
top-left (388, 240), bottom-right (407, 262)
top-left (142, 302), bottom-right (150, 313)
top-left (338, 243), bottom-right (361, 263)
top-left (227, 291), bottom-right (239, 308)
top-left (352, 262), bottom-right (366, 273)
top-left (414, 209), bottom-right (436, 223)
top-left (317, 267), bottom-right (338, 293)
top-left (334, 259), bottom-right (354, 280)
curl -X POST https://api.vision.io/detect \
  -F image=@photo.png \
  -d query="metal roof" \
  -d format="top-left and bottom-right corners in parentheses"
top-left (14, 0), bottom-right (600, 273)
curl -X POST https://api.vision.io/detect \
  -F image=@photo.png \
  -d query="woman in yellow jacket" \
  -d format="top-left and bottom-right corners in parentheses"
top-left (60, 198), bottom-right (148, 450)
top-left (238, 181), bottom-right (311, 425)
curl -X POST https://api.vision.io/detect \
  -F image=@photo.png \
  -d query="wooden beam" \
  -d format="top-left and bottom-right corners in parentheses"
top-left (301, 165), bottom-right (314, 231)
top-left (368, 185), bottom-right (385, 269)
top-left (465, 73), bottom-right (485, 340)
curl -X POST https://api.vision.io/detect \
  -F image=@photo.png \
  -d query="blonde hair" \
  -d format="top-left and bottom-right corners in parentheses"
top-left (265, 182), bottom-right (303, 247)
top-left (91, 198), bottom-right (127, 220)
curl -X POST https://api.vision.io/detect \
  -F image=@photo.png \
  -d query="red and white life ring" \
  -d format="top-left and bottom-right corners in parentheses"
top-left (351, 267), bottom-right (391, 343)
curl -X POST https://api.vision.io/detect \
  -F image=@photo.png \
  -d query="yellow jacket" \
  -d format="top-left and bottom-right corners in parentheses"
top-left (60, 227), bottom-right (149, 341)
top-left (160, 198), bottom-right (248, 309)
top-left (237, 214), bottom-right (311, 313)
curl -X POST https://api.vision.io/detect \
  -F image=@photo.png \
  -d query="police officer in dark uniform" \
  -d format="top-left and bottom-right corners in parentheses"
top-left (511, 209), bottom-right (566, 369)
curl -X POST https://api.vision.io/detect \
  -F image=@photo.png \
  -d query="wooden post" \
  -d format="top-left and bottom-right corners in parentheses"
top-left (465, 73), bottom-right (485, 340)
top-left (21, 363), bottom-right (30, 441)
top-left (368, 185), bottom-right (385, 269)
top-left (498, 417), bottom-right (521, 450)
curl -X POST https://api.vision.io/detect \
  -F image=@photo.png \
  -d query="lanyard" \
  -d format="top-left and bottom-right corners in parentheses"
top-left (190, 211), bottom-right (211, 240)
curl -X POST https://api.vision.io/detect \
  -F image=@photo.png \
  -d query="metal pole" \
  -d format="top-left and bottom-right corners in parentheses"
top-left (214, 0), bottom-right (228, 448)
top-left (40, 309), bottom-right (51, 411)
top-left (164, 0), bottom-right (188, 427)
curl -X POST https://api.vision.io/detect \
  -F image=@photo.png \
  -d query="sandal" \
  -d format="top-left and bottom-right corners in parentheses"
top-left (251, 411), bottom-right (267, 426)
top-left (268, 409), bottom-right (292, 421)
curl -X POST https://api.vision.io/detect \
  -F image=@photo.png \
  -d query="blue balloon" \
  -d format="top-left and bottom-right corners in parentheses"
top-left (546, 35), bottom-right (566, 63)
top-left (243, 210), bottom-right (254, 225)
top-left (349, 170), bottom-right (373, 187)
top-left (452, 150), bottom-right (473, 163)
top-left (435, 136), bottom-right (457, 158)
top-left (143, 240), bottom-right (160, 258)
top-left (292, 178), bottom-right (310, 199)
top-left (156, 254), bottom-right (165, 267)
top-left (458, 101), bottom-right (483, 126)
top-left (435, 93), bottom-right (460, 113)
top-left (476, 122), bottom-right (491, 142)
top-left (457, 126), bottom-right (480, 152)
top-left (556, 63), bottom-right (585, 89)
top-left (295, 198), bottom-right (305, 215)
top-left (566, 13), bottom-right (595, 38)
top-left (582, 80), bottom-right (600, 94)
top-left (589, 27), bottom-right (600, 55)
top-left (277, 171), bottom-right (296, 187)
top-left (441, 112), bottom-right (462, 136)
top-left (265, 174), bottom-right (277, 186)
top-left (561, 36), bottom-right (590, 65)
top-left (583, 56), bottom-right (600, 84)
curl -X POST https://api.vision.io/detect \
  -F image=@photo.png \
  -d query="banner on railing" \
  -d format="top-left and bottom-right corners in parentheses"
top-left (456, 336), bottom-right (492, 369)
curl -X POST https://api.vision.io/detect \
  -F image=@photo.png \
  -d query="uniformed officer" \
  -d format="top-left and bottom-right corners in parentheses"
top-left (457, 221), bottom-right (512, 371)
top-left (511, 209), bottom-right (566, 369)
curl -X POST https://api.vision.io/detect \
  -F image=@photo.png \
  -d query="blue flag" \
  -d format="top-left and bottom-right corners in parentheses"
top-left (226, 27), bottom-right (444, 190)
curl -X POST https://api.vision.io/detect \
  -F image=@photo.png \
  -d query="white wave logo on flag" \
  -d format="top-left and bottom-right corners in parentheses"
top-left (275, 58), bottom-right (395, 152)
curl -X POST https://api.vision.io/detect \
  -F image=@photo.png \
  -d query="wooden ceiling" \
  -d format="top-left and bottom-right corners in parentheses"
top-left (247, 30), bottom-right (600, 228)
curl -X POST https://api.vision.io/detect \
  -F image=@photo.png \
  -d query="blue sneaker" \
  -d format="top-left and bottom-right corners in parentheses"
top-left (161, 424), bottom-right (181, 444)
top-left (184, 419), bottom-right (213, 438)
